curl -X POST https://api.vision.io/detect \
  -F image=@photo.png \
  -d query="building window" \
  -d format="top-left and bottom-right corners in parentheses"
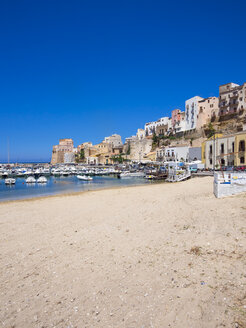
top-left (220, 143), bottom-right (224, 154)
top-left (239, 140), bottom-right (245, 152)
top-left (210, 159), bottom-right (212, 165)
top-left (240, 156), bottom-right (245, 164)
top-left (209, 145), bottom-right (212, 154)
top-left (232, 142), bottom-right (234, 153)
top-left (221, 159), bottom-right (225, 165)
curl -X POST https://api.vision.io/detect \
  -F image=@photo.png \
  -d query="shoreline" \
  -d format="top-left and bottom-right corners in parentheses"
top-left (0, 175), bottom-right (213, 205)
top-left (0, 179), bottom-right (164, 205)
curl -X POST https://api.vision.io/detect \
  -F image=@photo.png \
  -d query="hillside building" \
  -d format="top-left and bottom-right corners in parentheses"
top-left (104, 134), bottom-right (122, 147)
top-left (219, 82), bottom-right (246, 117)
top-left (185, 96), bottom-right (204, 131)
top-left (197, 97), bottom-right (219, 129)
top-left (145, 117), bottom-right (169, 136)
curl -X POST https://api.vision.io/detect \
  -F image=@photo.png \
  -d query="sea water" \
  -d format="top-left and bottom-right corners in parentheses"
top-left (0, 175), bottom-right (153, 202)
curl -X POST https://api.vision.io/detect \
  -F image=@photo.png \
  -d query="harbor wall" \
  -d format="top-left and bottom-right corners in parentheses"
top-left (214, 171), bottom-right (246, 198)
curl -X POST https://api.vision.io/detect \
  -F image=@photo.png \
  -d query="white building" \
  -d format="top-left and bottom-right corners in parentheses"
top-left (136, 129), bottom-right (145, 140)
top-left (164, 146), bottom-right (189, 162)
top-left (145, 117), bottom-right (169, 136)
top-left (185, 96), bottom-right (203, 131)
top-left (173, 112), bottom-right (186, 134)
top-left (167, 118), bottom-right (173, 134)
top-left (104, 134), bottom-right (122, 147)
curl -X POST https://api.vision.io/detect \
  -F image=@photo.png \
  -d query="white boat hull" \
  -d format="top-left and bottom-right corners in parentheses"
top-left (37, 176), bottom-right (47, 183)
top-left (5, 178), bottom-right (16, 185)
top-left (120, 172), bottom-right (145, 178)
top-left (77, 175), bottom-right (93, 181)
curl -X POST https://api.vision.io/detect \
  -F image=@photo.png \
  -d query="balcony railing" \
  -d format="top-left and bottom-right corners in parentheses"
top-left (229, 101), bottom-right (238, 106)
top-left (229, 92), bottom-right (238, 98)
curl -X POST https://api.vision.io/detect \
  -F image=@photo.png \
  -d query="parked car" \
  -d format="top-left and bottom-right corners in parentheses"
top-left (189, 167), bottom-right (198, 173)
top-left (235, 166), bottom-right (246, 171)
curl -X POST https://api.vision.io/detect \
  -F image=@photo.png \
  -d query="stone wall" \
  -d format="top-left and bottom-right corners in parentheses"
top-left (51, 148), bottom-right (64, 164)
top-left (129, 138), bottom-right (153, 161)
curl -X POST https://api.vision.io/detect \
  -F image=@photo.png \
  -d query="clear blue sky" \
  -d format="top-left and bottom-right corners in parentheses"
top-left (0, 0), bottom-right (246, 162)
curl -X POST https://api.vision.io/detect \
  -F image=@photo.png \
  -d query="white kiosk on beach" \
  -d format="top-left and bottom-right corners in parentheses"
top-left (214, 171), bottom-right (246, 198)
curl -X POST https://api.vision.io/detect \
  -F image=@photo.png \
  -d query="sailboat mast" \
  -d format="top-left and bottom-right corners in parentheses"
top-left (7, 137), bottom-right (10, 164)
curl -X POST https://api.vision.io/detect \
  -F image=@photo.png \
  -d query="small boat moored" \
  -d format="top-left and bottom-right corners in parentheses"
top-left (37, 176), bottom-right (48, 183)
top-left (5, 178), bottom-right (16, 185)
top-left (77, 175), bottom-right (93, 181)
top-left (26, 176), bottom-right (36, 183)
top-left (120, 171), bottom-right (145, 178)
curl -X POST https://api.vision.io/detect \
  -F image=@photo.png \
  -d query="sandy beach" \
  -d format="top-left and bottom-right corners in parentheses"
top-left (0, 177), bottom-right (245, 328)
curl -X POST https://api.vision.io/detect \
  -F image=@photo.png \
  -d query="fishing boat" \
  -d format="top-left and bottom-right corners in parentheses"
top-left (77, 175), bottom-right (93, 181)
top-left (5, 178), bottom-right (16, 185)
top-left (37, 176), bottom-right (47, 183)
top-left (26, 176), bottom-right (36, 183)
top-left (166, 162), bottom-right (191, 182)
top-left (145, 174), bottom-right (155, 180)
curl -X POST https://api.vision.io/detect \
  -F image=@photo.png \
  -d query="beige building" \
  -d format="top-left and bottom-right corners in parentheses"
top-left (235, 132), bottom-right (246, 166)
top-left (204, 135), bottom-right (235, 169)
top-left (77, 142), bottom-right (93, 152)
top-left (156, 147), bottom-right (165, 161)
top-left (84, 137), bottom-right (124, 165)
top-left (104, 134), bottom-right (122, 147)
top-left (84, 141), bottom-right (112, 161)
top-left (51, 138), bottom-right (74, 164)
top-left (219, 82), bottom-right (246, 117)
top-left (156, 123), bottom-right (168, 137)
top-left (197, 97), bottom-right (219, 129)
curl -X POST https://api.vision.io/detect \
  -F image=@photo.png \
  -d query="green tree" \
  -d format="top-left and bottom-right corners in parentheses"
top-left (208, 122), bottom-right (215, 138)
top-left (79, 149), bottom-right (85, 160)
top-left (111, 154), bottom-right (125, 164)
top-left (152, 132), bottom-right (158, 144)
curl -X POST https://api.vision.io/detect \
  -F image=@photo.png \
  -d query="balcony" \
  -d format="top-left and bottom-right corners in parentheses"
top-left (219, 102), bottom-right (227, 108)
top-left (229, 92), bottom-right (238, 98)
top-left (229, 101), bottom-right (238, 106)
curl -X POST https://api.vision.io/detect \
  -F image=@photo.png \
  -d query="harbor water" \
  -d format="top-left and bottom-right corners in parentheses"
top-left (0, 175), bottom-right (154, 202)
